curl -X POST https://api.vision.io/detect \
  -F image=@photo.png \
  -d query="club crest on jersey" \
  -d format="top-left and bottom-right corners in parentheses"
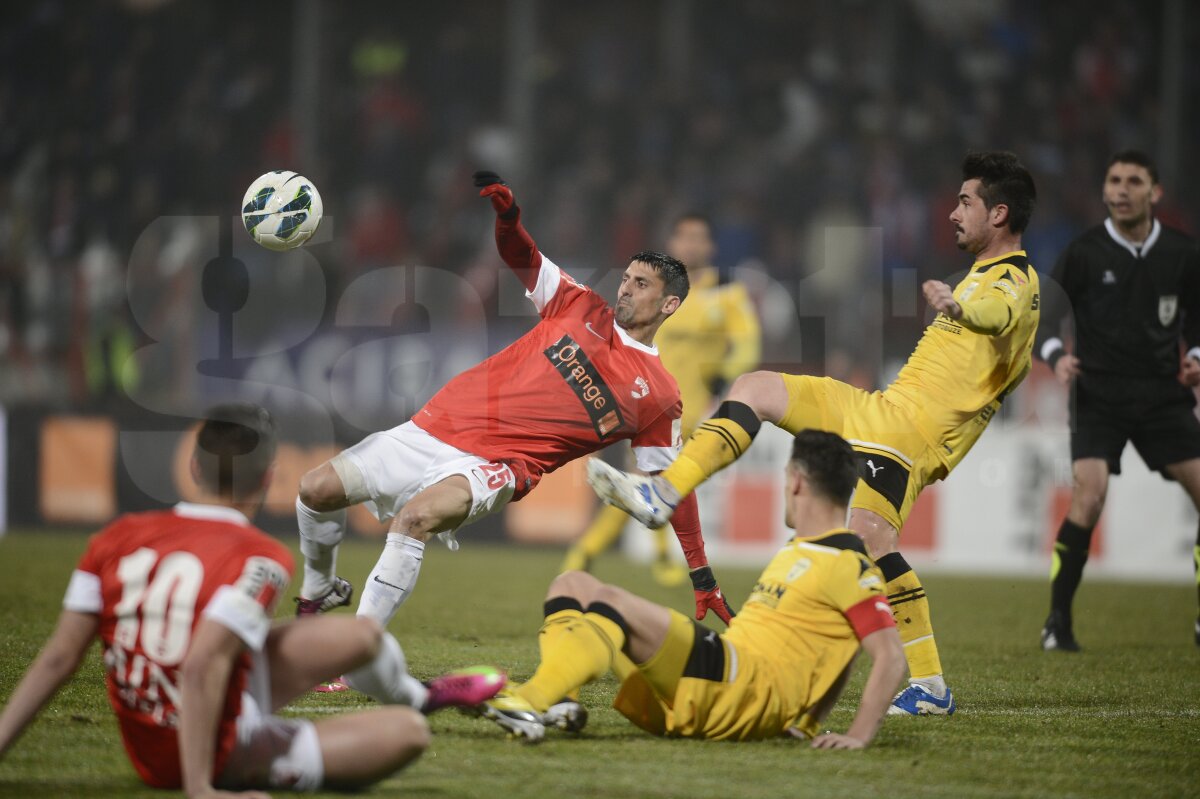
top-left (631, 376), bottom-right (650, 399)
top-left (1159, 295), bottom-right (1178, 326)
top-left (544, 334), bottom-right (624, 439)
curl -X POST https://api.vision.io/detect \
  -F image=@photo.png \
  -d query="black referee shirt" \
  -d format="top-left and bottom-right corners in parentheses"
top-left (1037, 218), bottom-right (1200, 379)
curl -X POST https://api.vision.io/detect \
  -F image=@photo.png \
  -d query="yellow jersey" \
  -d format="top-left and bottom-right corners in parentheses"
top-left (883, 250), bottom-right (1040, 463)
top-left (723, 528), bottom-right (893, 716)
top-left (656, 268), bottom-right (761, 434)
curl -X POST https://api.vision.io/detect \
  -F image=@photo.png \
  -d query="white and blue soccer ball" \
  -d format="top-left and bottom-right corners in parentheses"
top-left (241, 170), bottom-right (324, 251)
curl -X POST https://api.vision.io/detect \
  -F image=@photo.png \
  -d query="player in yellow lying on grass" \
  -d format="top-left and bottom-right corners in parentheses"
top-left (561, 213), bottom-right (761, 587)
top-left (587, 151), bottom-right (1041, 716)
top-left (480, 430), bottom-right (905, 747)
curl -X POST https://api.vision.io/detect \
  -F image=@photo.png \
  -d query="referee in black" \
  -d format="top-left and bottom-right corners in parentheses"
top-left (1037, 150), bottom-right (1200, 651)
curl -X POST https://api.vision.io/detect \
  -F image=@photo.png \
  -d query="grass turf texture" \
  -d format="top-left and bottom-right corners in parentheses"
top-left (0, 531), bottom-right (1197, 799)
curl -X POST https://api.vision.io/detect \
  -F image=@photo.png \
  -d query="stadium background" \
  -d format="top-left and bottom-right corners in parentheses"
top-left (1, 0), bottom-right (1197, 580)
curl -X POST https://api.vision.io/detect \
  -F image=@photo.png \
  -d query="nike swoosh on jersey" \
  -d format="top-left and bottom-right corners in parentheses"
top-left (584, 321), bottom-right (606, 340)
top-left (373, 575), bottom-right (405, 592)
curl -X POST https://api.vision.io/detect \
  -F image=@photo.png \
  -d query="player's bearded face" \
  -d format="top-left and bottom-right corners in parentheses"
top-left (615, 262), bottom-right (670, 328)
top-left (949, 180), bottom-right (990, 254)
top-left (1103, 163), bottom-right (1160, 227)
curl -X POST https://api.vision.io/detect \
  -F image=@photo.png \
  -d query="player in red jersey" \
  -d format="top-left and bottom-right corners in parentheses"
top-left (294, 172), bottom-right (734, 641)
top-left (0, 404), bottom-right (503, 797)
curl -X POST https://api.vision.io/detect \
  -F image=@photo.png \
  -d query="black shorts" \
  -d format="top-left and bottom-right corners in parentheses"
top-left (1070, 373), bottom-right (1200, 475)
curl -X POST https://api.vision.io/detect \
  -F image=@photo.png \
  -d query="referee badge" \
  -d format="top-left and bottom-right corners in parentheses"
top-left (1158, 295), bottom-right (1178, 326)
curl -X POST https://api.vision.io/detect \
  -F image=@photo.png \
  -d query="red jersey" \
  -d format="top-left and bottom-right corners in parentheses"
top-left (62, 503), bottom-right (293, 789)
top-left (413, 213), bottom-right (683, 499)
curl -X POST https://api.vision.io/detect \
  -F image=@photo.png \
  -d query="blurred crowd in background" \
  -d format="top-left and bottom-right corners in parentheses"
top-left (0, 0), bottom-right (1195, 417)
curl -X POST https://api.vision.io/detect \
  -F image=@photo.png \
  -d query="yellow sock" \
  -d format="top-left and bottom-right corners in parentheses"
top-left (517, 606), bottom-right (627, 712)
top-left (564, 505), bottom-right (629, 572)
top-left (876, 553), bottom-right (943, 680)
top-left (661, 414), bottom-right (757, 496)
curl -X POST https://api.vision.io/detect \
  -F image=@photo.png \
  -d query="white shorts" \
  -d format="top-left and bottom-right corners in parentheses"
top-left (218, 655), bottom-right (323, 792)
top-left (340, 421), bottom-right (517, 528)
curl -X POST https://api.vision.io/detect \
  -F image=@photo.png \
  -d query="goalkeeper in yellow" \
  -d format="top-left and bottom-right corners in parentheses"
top-left (481, 430), bottom-right (905, 746)
top-left (589, 151), bottom-right (1041, 716)
top-left (562, 213), bottom-right (761, 586)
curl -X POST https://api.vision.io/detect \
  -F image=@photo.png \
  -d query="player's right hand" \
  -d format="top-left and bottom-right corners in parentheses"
top-left (1054, 353), bottom-right (1081, 384)
top-left (473, 171), bottom-right (515, 215)
top-left (810, 732), bottom-right (866, 750)
top-left (690, 566), bottom-right (736, 624)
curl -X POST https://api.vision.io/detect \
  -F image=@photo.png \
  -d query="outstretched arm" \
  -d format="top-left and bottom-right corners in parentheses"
top-left (0, 610), bottom-right (98, 760)
top-left (475, 171), bottom-right (542, 291)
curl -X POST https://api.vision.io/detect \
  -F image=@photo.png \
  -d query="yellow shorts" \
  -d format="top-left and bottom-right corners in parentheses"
top-left (612, 610), bottom-right (815, 741)
top-left (777, 374), bottom-right (969, 531)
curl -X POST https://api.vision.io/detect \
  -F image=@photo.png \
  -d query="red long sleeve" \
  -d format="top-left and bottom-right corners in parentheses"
top-left (494, 210), bottom-right (542, 291)
top-left (669, 491), bottom-right (708, 569)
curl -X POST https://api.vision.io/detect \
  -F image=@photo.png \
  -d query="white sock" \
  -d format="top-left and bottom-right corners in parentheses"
top-left (296, 498), bottom-right (347, 599)
top-left (343, 631), bottom-right (429, 709)
top-left (911, 675), bottom-right (947, 699)
top-left (357, 533), bottom-right (425, 627)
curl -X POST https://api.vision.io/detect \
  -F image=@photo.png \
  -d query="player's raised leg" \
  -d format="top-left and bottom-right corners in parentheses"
top-left (852, 510), bottom-right (954, 715)
top-left (295, 459), bottom-right (358, 614)
top-left (1042, 458), bottom-right (1108, 652)
top-left (357, 476), bottom-right (474, 627)
top-left (587, 370), bottom-right (788, 527)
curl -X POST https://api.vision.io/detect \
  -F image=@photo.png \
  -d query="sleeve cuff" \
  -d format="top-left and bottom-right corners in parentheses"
top-left (1040, 337), bottom-right (1065, 367)
top-left (202, 585), bottom-right (271, 651)
top-left (62, 570), bottom-right (102, 614)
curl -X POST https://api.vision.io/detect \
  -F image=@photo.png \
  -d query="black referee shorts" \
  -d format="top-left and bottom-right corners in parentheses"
top-left (1070, 373), bottom-right (1200, 475)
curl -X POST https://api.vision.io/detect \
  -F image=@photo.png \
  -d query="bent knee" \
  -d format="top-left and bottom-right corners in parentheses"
top-left (727, 371), bottom-right (787, 422)
top-left (848, 509), bottom-right (899, 558)
top-left (299, 464), bottom-right (347, 512)
top-left (548, 571), bottom-right (602, 604)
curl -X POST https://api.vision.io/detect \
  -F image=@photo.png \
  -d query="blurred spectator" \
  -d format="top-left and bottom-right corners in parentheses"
top-left (0, 0), bottom-right (1193, 408)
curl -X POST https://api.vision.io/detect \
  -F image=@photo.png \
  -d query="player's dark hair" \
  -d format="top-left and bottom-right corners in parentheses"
top-left (789, 430), bottom-right (858, 507)
top-left (1107, 149), bottom-right (1159, 184)
top-left (961, 151), bottom-right (1037, 234)
top-left (193, 403), bottom-right (277, 501)
top-left (672, 212), bottom-right (713, 234)
top-left (629, 250), bottom-right (690, 303)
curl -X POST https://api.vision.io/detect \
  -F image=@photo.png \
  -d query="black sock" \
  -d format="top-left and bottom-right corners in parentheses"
top-left (714, 400), bottom-right (762, 440)
top-left (1050, 519), bottom-right (1093, 616)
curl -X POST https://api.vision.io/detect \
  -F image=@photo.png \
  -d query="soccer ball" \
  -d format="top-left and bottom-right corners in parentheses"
top-left (241, 170), bottom-right (324, 251)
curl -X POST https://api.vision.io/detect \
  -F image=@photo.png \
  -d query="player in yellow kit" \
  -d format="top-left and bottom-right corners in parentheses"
top-left (589, 151), bottom-right (1040, 716)
top-left (480, 430), bottom-right (905, 746)
top-left (562, 214), bottom-right (761, 586)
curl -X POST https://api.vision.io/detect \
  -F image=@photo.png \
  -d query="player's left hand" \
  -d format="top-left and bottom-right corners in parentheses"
top-left (810, 732), bottom-right (866, 750)
top-left (922, 280), bottom-right (962, 319)
top-left (690, 566), bottom-right (736, 624)
top-left (473, 171), bottom-right (515, 215)
top-left (1181, 356), bottom-right (1200, 387)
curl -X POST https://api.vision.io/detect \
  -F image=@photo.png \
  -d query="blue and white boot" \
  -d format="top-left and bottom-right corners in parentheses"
top-left (888, 680), bottom-right (956, 716)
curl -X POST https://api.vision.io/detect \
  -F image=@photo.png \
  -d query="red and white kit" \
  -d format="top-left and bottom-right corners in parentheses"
top-left (342, 212), bottom-right (683, 524)
top-left (62, 504), bottom-right (308, 790)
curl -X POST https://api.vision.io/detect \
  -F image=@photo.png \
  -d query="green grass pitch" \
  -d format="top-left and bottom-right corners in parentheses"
top-left (0, 530), bottom-right (1197, 798)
